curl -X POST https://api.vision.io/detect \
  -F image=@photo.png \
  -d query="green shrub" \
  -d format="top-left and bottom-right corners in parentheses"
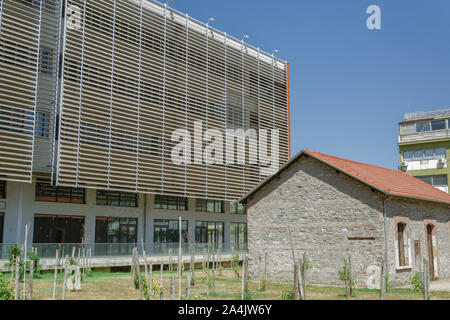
top-left (0, 272), bottom-right (14, 300)
top-left (235, 289), bottom-right (253, 300)
top-left (279, 290), bottom-right (294, 300)
top-left (141, 278), bottom-right (163, 300)
top-left (411, 273), bottom-right (424, 296)
top-left (231, 253), bottom-right (241, 279)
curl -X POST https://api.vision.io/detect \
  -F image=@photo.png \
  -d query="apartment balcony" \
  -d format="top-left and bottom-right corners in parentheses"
top-left (399, 130), bottom-right (450, 144)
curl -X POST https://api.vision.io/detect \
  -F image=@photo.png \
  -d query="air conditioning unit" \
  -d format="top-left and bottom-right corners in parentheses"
top-left (438, 158), bottom-right (447, 164)
top-left (401, 161), bottom-right (408, 167)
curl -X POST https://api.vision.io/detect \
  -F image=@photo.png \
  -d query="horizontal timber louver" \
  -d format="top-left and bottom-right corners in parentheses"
top-left (0, 0), bottom-right (61, 183)
top-left (56, 0), bottom-right (289, 200)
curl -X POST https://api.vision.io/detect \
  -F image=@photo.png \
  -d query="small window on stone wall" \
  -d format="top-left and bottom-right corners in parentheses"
top-left (396, 221), bottom-right (411, 268)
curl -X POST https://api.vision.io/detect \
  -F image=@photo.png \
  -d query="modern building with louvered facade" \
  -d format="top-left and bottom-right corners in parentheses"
top-left (0, 0), bottom-right (290, 258)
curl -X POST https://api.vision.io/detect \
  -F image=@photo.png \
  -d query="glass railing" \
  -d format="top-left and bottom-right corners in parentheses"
top-left (0, 242), bottom-right (248, 260)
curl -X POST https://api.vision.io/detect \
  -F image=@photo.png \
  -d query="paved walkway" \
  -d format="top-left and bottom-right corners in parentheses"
top-left (430, 279), bottom-right (450, 292)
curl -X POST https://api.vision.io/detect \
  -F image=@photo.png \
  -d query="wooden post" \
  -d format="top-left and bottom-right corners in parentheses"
top-left (178, 216), bottom-right (182, 300)
top-left (380, 258), bottom-right (386, 300)
top-left (186, 274), bottom-right (191, 299)
top-left (169, 249), bottom-right (172, 272)
top-left (14, 255), bottom-right (20, 300)
top-left (258, 255), bottom-right (262, 292)
top-left (143, 256), bottom-right (149, 300)
top-left (240, 256), bottom-right (246, 300)
top-left (293, 262), bottom-right (299, 300)
top-left (134, 248), bottom-right (143, 300)
top-left (206, 248), bottom-right (210, 296)
top-left (302, 252), bottom-right (307, 300)
top-left (160, 264), bottom-right (164, 300)
top-left (71, 247), bottom-right (76, 259)
top-left (149, 262), bottom-right (153, 300)
top-left (62, 256), bottom-right (69, 300)
top-left (263, 252), bottom-right (267, 291)
top-left (170, 275), bottom-right (175, 300)
top-left (298, 262), bottom-right (305, 300)
top-left (28, 260), bottom-right (34, 300)
top-left (190, 247), bottom-right (195, 286)
top-left (344, 258), bottom-right (349, 299)
top-left (53, 249), bottom-right (59, 300)
top-left (211, 253), bottom-right (216, 294)
top-left (348, 256), bottom-right (353, 296)
top-left (23, 224), bottom-right (29, 300)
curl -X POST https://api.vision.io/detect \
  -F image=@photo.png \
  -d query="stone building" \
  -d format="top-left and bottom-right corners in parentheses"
top-left (240, 149), bottom-right (450, 286)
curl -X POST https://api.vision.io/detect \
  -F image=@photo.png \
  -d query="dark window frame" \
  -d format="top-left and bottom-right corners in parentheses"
top-left (33, 214), bottom-right (85, 243)
top-left (94, 216), bottom-right (138, 244)
top-left (0, 181), bottom-right (5, 199)
top-left (195, 221), bottom-right (224, 244)
top-left (230, 202), bottom-right (247, 214)
top-left (153, 219), bottom-right (189, 243)
top-left (195, 199), bottom-right (223, 213)
top-left (35, 182), bottom-right (85, 204)
top-left (96, 190), bottom-right (138, 207)
top-left (154, 195), bottom-right (187, 211)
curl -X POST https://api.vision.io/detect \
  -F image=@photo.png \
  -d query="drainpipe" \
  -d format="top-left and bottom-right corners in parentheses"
top-left (383, 189), bottom-right (391, 273)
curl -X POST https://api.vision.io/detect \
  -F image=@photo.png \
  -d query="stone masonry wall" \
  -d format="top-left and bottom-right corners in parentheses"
top-left (247, 156), bottom-right (386, 287)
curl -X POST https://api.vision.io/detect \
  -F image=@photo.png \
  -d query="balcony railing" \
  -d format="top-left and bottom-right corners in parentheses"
top-left (399, 130), bottom-right (450, 143)
top-left (0, 243), bottom-right (248, 260)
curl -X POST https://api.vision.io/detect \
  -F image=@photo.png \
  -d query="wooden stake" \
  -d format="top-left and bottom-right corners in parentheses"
top-left (258, 255), bottom-right (262, 291)
top-left (71, 247), bottom-right (76, 259)
top-left (160, 264), bottom-right (164, 300)
top-left (14, 255), bottom-right (20, 300)
top-left (206, 248), bottom-right (210, 296)
top-left (240, 256), bottom-right (246, 300)
top-left (263, 252), bottom-right (267, 292)
top-left (178, 216), bottom-right (182, 300)
top-left (28, 260), bottom-right (34, 300)
top-left (190, 247), bottom-right (195, 286)
top-left (302, 252), bottom-right (307, 300)
top-left (186, 274), bottom-right (191, 299)
top-left (62, 256), bottom-right (69, 300)
top-left (348, 256), bottom-right (353, 296)
top-left (293, 262), bottom-right (299, 300)
top-left (298, 262), bottom-right (305, 300)
top-left (423, 258), bottom-right (430, 300)
top-left (52, 250), bottom-right (59, 300)
top-left (23, 224), bottom-right (29, 300)
top-left (134, 248), bottom-right (143, 300)
top-left (380, 258), bottom-right (386, 300)
top-left (170, 275), bottom-right (175, 300)
top-left (211, 253), bottom-right (215, 294)
top-left (149, 262), bottom-right (153, 300)
top-left (344, 258), bottom-right (350, 299)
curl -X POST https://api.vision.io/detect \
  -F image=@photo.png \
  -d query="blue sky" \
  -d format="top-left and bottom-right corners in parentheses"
top-left (169, 0), bottom-right (450, 169)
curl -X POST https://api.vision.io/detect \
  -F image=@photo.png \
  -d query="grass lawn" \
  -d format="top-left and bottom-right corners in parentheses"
top-left (4, 269), bottom-right (449, 300)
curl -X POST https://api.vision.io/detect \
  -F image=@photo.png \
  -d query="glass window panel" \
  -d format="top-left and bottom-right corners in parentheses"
top-left (96, 190), bottom-right (108, 205)
top-left (432, 175), bottom-right (448, 186)
top-left (95, 217), bottom-right (108, 243)
top-left (416, 121), bottom-right (431, 132)
top-left (402, 151), bottom-right (414, 161)
top-left (413, 150), bottom-right (424, 160)
top-left (178, 197), bottom-right (186, 210)
top-left (71, 188), bottom-right (85, 204)
top-left (230, 202), bottom-right (237, 214)
top-left (207, 200), bottom-right (215, 213)
top-left (108, 192), bottom-right (120, 206)
top-left (154, 195), bottom-right (162, 209)
top-left (215, 201), bottom-right (223, 213)
top-left (35, 183), bottom-right (57, 202)
top-left (434, 148), bottom-right (446, 158)
top-left (57, 187), bottom-right (71, 203)
top-left (423, 149), bottom-right (434, 159)
top-left (431, 120), bottom-right (446, 131)
top-left (417, 176), bottom-right (433, 185)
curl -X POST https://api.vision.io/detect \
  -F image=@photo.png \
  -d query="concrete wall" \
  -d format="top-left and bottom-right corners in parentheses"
top-left (246, 155), bottom-right (450, 287)
top-left (0, 181), bottom-right (246, 246)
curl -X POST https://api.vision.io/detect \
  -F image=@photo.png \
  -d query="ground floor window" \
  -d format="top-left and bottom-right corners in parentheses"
top-left (230, 222), bottom-right (247, 250)
top-left (35, 182), bottom-right (85, 204)
top-left (154, 195), bottom-right (187, 211)
top-left (33, 214), bottom-right (85, 243)
top-left (95, 217), bottom-right (137, 244)
top-left (0, 181), bottom-right (5, 199)
top-left (96, 190), bottom-right (138, 207)
top-left (195, 221), bottom-right (224, 244)
top-left (0, 213), bottom-right (4, 243)
top-left (153, 219), bottom-right (188, 243)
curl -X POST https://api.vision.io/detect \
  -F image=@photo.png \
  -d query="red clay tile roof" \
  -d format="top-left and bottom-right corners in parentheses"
top-left (241, 149), bottom-right (450, 206)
